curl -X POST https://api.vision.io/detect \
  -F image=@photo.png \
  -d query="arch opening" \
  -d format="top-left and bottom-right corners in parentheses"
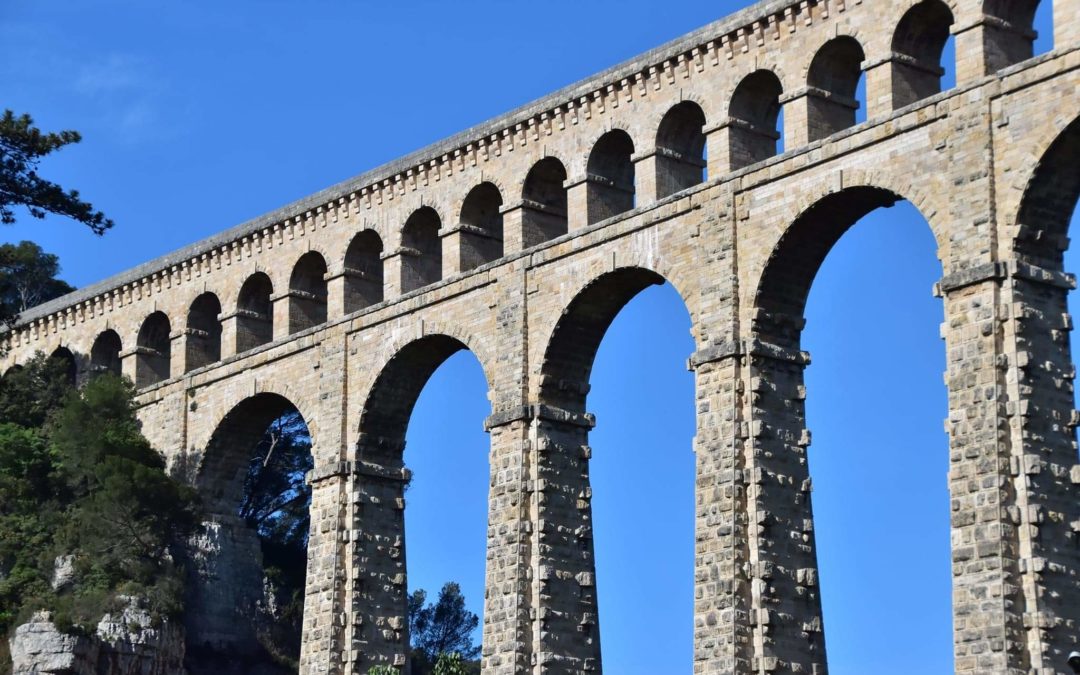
top-left (288, 251), bottom-right (328, 334)
top-left (355, 335), bottom-right (489, 670)
top-left (186, 292), bottom-right (222, 373)
top-left (458, 182), bottom-right (504, 271)
top-left (49, 346), bottom-right (77, 387)
top-left (537, 268), bottom-right (695, 670)
top-left (982, 0), bottom-right (1043, 69)
top-left (135, 311), bottom-right (171, 388)
top-left (655, 101), bottom-right (707, 199)
top-left (753, 188), bottom-right (950, 673)
top-left (90, 330), bottom-right (122, 377)
top-left (586, 130), bottom-right (636, 225)
top-left (521, 157), bottom-right (569, 247)
top-left (890, 0), bottom-right (955, 108)
top-left (186, 392), bottom-right (313, 674)
top-left (401, 207), bottom-right (442, 293)
top-left (344, 230), bottom-right (384, 314)
top-left (236, 272), bottom-right (274, 352)
top-left (807, 37), bottom-right (867, 141)
top-left (728, 69), bottom-right (784, 169)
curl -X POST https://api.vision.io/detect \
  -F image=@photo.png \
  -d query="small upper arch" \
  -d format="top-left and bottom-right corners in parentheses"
top-left (654, 100), bottom-right (708, 199)
top-left (287, 251), bottom-right (329, 333)
top-left (890, 0), bottom-right (955, 107)
top-left (585, 128), bottom-right (636, 225)
top-left (727, 69), bottom-right (785, 169)
top-left (135, 311), bottom-right (172, 388)
top-left (806, 36), bottom-right (867, 141)
top-left (520, 156), bottom-right (570, 247)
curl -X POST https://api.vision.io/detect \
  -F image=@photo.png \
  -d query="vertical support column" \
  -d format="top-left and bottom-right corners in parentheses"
top-left (690, 343), bottom-right (754, 674)
top-left (999, 266), bottom-right (1080, 670)
top-left (742, 328), bottom-right (826, 674)
top-left (780, 91), bottom-right (809, 151)
top-left (340, 454), bottom-right (411, 673)
top-left (938, 265), bottom-right (1026, 673)
top-left (631, 151), bottom-right (659, 206)
top-left (168, 331), bottom-right (185, 380)
top-left (565, 176), bottom-right (590, 232)
top-left (501, 203), bottom-right (527, 256)
top-left (482, 410), bottom-right (536, 675)
top-left (218, 313), bottom-right (238, 360)
top-left (272, 293), bottom-right (292, 341)
top-left (301, 467), bottom-right (349, 675)
top-left (326, 272), bottom-right (347, 322)
top-left (531, 406), bottom-right (602, 673)
top-left (301, 333), bottom-right (354, 675)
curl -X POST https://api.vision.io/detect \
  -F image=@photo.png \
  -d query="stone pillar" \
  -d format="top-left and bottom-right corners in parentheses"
top-left (1056, 0), bottom-right (1080, 49)
top-left (689, 343), bottom-right (754, 674)
top-left (530, 405), bottom-right (602, 673)
top-left (939, 261), bottom-right (1080, 672)
top-left (937, 265), bottom-right (1025, 673)
top-left (218, 313), bottom-right (238, 360)
top-left (336, 453), bottom-right (411, 673)
top-left (272, 293), bottom-right (292, 341)
top-left (168, 331), bottom-right (185, 380)
top-left (779, 90), bottom-right (809, 151)
top-left (482, 409), bottom-right (536, 675)
top-left (302, 466), bottom-right (350, 675)
top-left (500, 203), bottom-right (526, 256)
top-left (565, 176), bottom-right (590, 232)
top-left (631, 151), bottom-right (659, 206)
top-left (707, 118), bottom-right (780, 174)
top-left (326, 271), bottom-right (346, 323)
top-left (382, 250), bottom-right (405, 299)
top-left (740, 330), bottom-right (826, 675)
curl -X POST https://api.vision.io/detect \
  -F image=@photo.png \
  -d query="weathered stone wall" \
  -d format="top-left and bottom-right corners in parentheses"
top-left (3, 0), bottom-right (1080, 673)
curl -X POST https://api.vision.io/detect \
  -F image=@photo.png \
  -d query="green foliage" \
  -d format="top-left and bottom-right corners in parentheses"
top-left (366, 666), bottom-right (400, 675)
top-left (0, 241), bottom-right (74, 317)
top-left (432, 652), bottom-right (474, 675)
top-left (0, 358), bottom-right (198, 650)
top-left (408, 582), bottom-right (481, 674)
top-left (238, 408), bottom-right (312, 667)
top-left (0, 110), bottom-right (113, 234)
top-left (0, 352), bottom-right (74, 427)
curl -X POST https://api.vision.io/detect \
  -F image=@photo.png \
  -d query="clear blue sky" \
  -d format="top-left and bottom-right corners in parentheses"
top-left (2, 2), bottom-right (1072, 673)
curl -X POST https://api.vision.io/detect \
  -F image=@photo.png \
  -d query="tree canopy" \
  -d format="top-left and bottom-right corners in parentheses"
top-left (0, 241), bottom-right (75, 319)
top-left (408, 582), bottom-right (481, 674)
top-left (0, 110), bottom-right (112, 235)
top-left (0, 355), bottom-right (198, 658)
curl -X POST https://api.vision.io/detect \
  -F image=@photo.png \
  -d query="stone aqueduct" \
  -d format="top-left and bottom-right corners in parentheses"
top-left (4, 0), bottom-right (1080, 672)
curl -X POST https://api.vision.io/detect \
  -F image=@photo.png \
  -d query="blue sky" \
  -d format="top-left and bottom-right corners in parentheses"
top-left (2, 2), bottom-right (1073, 673)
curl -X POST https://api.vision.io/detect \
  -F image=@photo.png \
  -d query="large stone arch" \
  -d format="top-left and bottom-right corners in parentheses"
top-left (345, 330), bottom-right (494, 671)
top-left (1011, 114), bottom-right (1080, 268)
top-left (184, 390), bottom-right (316, 673)
top-left (528, 264), bottom-right (696, 672)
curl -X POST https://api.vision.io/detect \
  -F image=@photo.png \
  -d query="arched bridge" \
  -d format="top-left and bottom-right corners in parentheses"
top-left (4, 0), bottom-right (1080, 672)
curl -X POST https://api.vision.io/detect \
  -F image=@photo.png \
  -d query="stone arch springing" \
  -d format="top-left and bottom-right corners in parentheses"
top-left (586, 129), bottom-right (636, 225)
top-left (288, 251), bottom-right (328, 334)
top-left (135, 311), bottom-right (171, 388)
top-left (807, 36), bottom-right (867, 141)
top-left (401, 206), bottom-right (442, 293)
top-left (457, 182), bottom-right (504, 271)
top-left (236, 272), bottom-right (274, 352)
top-left (521, 157), bottom-right (569, 247)
top-left (1014, 116), bottom-right (1080, 269)
top-left (185, 292), bottom-right (222, 373)
top-left (90, 329), bottom-right (122, 376)
top-left (352, 333), bottom-right (490, 669)
top-left (49, 346), bottom-right (77, 386)
top-left (728, 69), bottom-right (784, 170)
top-left (890, 0), bottom-right (955, 108)
top-left (343, 230), bottom-right (384, 314)
top-left (186, 392), bottom-right (314, 671)
top-left (750, 185), bottom-right (951, 672)
top-left (655, 101), bottom-right (707, 199)
top-left (982, 0), bottom-right (1042, 70)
